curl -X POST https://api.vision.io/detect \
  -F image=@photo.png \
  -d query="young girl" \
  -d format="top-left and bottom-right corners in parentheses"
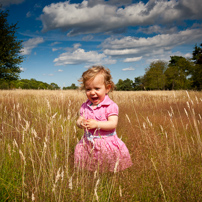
top-left (74, 66), bottom-right (132, 172)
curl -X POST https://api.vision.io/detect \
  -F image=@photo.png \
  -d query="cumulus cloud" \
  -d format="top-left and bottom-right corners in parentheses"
top-left (102, 27), bottom-right (202, 59)
top-left (21, 37), bottom-right (44, 55)
top-left (40, 0), bottom-right (202, 36)
top-left (0, 0), bottom-right (24, 7)
top-left (53, 45), bottom-right (116, 66)
top-left (122, 67), bottom-right (135, 71)
top-left (123, 57), bottom-right (142, 62)
top-left (87, 0), bottom-right (132, 7)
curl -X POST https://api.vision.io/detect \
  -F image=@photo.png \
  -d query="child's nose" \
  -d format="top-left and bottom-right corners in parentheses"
top-left (90, 90), bottom-right (95, 95)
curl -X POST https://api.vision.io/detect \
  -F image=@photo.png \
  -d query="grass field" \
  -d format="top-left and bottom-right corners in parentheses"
top-left (0, 90), bottom-right (202, 201)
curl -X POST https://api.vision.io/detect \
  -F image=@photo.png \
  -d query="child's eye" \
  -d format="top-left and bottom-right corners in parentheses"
top-left (95, 88), bottom-right (100, 90)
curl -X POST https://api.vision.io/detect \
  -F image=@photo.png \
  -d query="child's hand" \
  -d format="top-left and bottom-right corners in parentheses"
top-left (85, 119), bottom-right (98, 130)
top-left (77, 117), bottom-right (87, 129)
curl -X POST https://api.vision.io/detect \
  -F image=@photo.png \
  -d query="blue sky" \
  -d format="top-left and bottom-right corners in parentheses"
top-left (1, 0), bottom-right (202, 88)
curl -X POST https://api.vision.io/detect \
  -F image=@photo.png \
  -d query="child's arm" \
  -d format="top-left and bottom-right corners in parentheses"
top-left (85, 115), bottom-right (118, 131)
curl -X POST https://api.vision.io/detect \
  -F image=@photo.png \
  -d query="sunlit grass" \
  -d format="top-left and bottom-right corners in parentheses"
top-left (0, 89), bottom-right (202, 201)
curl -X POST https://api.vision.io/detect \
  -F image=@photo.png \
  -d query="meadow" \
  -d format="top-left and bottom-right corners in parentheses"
top-left (0, 90), bottom-right (202, 201)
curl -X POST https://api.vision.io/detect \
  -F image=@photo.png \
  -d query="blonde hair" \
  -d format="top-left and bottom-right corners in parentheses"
top-left (78, 66), bottom-right (115, 92)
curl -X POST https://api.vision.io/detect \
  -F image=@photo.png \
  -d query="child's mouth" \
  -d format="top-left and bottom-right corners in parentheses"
top-left (92, 97), bottom-right (99, 102)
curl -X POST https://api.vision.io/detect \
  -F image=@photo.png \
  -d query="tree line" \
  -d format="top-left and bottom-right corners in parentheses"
top-left (116, 46), bottom-right (202, 91)
top-left (0, 78), bottom-right (61, 90)
top-left (0, 6), bottom-right (202, 91)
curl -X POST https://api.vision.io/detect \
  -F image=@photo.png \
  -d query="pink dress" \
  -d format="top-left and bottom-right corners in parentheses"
top-left (74, 95), bottom-right (132, 172)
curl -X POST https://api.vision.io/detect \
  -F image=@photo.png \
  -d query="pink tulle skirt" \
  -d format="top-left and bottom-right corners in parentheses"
top-left (74, 134), bottom-right (132, 172)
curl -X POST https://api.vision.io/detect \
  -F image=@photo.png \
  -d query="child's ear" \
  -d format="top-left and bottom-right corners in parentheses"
top-left (106, 84), bottom-right (111, 93)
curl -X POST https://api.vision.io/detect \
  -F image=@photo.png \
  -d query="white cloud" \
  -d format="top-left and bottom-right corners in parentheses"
top-left (180, 0), bottom-right (202, 19)
top-left (54, 46), bottom-right (116, 66)
top-left (123, 57), bottom-right (142, 62)
top-left (52, 48), bottom-right (58, 52)
top-left (73, 43), bottom-right (82, 49)
top-left (50, 42), bottom-right (61, 46)
top-left (26, 11), bottom-right (32, 18)
top-left (137, 25), bottom-right (178, 35)
top-left (88, 0), bottom-right (132, 7)
top-left (82, 35), bottom-right (94, 41)
top-left (122, 67), bottom-right (135, 71)
top-left (64, 43), bottom-right (82, 52)
top-left (104, 48), bottom-right (139, 56)
top-left (145, 50), bottom-right (193, 65)
top-left (40, 0), bottom-right (202, 35)
top-left (52, 48), bottom-right (62, 52)
top-left (58, 69), bottom-right (63, 72)
top-left (20, 67), bottom-right (26, 71)
top-left (21, 37), bottom-right (44, 55)
top-left (0, 0), bottom-right (24, 7)
top-left (184, 53), bottom-right (192, 58)
top-left (102, 27), bottom-right (202, 59)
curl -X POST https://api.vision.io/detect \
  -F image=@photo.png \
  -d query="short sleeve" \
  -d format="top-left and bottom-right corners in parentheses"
top-left (106, 102), bottom-right (119, 118)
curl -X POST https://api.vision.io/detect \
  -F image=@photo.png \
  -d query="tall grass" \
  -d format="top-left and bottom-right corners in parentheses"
top-left (0, 90), bottom-right (202, 201)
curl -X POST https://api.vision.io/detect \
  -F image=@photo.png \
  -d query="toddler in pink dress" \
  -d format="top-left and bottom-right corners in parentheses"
top-left (74, 66), bottom-right (132, 172)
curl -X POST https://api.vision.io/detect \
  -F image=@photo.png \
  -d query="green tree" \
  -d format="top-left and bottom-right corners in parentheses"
top-left (134, 76), bottom-right (144, 90)
top-left (116, 78), bottom-right (134, 91)
top-left (0, 80), bottom-right (9, 89)
top-left (38, 83), bottom-right (46, 89)
top-left (70, 83), bottom-right (78, 89)
top-left (115, 79), bottom-right (124, 91)
top-left (0, 6), bottom-right (23, 85)
top-left (29, 79), bottom-right (38, 89)
top-left (63, 83), bottom-right (78, 90)
top-left (50, 82), bottom-right (60, 90)
top-left (191, 43), bottom-right (202, 90)
top-left (192, 43), bottom-right (202, 64)
top-left (144, 60), bottom-right (167, 90)
top-left (164, 56), bottom-right (193, 90)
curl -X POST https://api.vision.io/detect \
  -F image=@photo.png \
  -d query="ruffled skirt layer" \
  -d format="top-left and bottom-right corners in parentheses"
top-left (74, 135), bottom-right (132, 172)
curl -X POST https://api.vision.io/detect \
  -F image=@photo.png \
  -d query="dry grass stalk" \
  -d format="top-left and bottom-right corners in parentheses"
top-left (0, 90), bottom-right (202, 201)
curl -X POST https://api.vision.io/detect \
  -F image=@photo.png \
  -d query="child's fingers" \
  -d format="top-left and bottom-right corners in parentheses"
top-left (81, 121), bottom-right (87, 129)
top-left (85, 120), bottom-right (97, 129)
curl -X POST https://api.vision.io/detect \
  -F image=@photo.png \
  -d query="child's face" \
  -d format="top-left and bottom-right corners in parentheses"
top-left (85, 74), bottom-right (110, 106)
